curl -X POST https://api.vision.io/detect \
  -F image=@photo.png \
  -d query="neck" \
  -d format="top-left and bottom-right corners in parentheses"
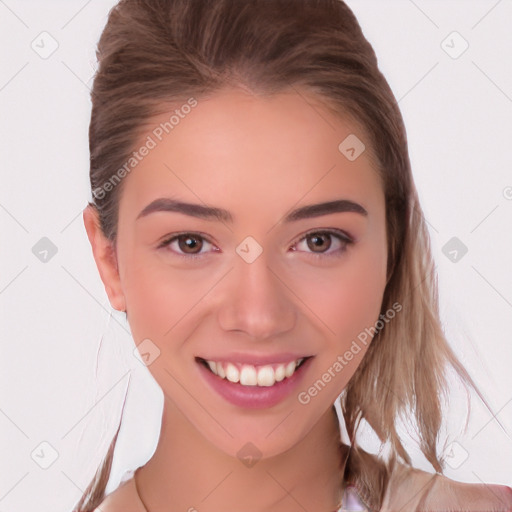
top-left (135, 400), bottom-right (347, 512)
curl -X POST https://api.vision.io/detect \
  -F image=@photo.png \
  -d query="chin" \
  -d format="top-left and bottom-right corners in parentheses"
top-left (199, 417), bottom-right (312, 462)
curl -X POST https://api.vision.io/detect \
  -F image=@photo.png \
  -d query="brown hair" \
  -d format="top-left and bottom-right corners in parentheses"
top-left (74, 0), bottom-right (490, 510)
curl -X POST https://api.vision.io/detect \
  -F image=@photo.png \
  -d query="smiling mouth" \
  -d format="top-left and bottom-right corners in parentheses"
top-left (196, 356), bottom-right (311, 387)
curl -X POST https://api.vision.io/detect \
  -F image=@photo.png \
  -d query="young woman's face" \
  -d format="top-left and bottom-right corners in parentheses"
top-left (110, 87), bottom-right (387, 458)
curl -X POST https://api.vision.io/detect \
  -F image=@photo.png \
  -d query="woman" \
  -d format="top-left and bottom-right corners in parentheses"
top-left (74, 0), bottom-right (512, 511)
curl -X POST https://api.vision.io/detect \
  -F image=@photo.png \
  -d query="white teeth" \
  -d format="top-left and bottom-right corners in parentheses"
top-left (257, 366), bottom-right (275, 387)
top-left (284, 361), bottom-right (296, 378)
top-left (240, 365), bottom-right (258, 386)
top-left (203, 358), bottom-right (306, 387)
top-left (217, 363), bottom-right (226, 379)
top-left (225, 363), bottom-right (240, 383)
top-left (274, 365), bottom-right (286, 382)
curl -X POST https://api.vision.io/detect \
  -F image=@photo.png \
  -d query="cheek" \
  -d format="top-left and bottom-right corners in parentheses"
top-left (295, 264), bottom-right (386, 408)
top-left (293, 239), bottom-right (387, 396)
top-left (295, 249), bottom-right (387, 341)
top-left (118, 249), bottom-right (205, 345)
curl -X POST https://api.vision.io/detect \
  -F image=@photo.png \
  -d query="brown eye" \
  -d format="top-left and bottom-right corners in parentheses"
top-left (158, 232), bottom-right (217, 259)
top-left (293, 229), bottom-right (353, 258)
top-left (306, 233), bottom-right (332, 253)
top-left (177, 234), bottom-right (203, 254)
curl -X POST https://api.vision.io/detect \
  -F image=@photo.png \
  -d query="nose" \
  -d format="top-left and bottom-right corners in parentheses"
top-left (217, 252), bottom-right (296, 340)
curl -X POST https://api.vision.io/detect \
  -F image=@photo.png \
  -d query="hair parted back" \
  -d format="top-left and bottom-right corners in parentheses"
top-left (75, 1), bottom-right (487, 510)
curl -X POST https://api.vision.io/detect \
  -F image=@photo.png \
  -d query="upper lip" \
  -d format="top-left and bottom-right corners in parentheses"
top-left (196, 352), bottom-right (312, 366)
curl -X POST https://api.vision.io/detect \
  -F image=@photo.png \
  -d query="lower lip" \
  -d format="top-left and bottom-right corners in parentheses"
top-left (197, 358), bottom-right (313, 410)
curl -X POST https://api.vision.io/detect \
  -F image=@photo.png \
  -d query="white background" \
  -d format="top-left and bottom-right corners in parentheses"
top-left (1, 1), bottom-right (511, 510)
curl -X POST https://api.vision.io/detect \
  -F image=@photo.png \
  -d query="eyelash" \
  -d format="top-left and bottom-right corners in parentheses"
top-left (157, 229), bottom-right (354, 261)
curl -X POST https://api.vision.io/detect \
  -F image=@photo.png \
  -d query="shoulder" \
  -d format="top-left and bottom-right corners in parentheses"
top-left (92, 473), bottom-right (146, 512)
top-left (382, 462), bottom-right (512, 512)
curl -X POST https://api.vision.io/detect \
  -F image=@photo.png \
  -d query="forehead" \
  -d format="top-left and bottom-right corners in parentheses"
top-left (118, 87), bottom-right (383, 222)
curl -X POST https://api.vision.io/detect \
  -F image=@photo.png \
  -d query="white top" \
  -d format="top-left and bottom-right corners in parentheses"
top-left (119, 469), bottom-right (368, 512)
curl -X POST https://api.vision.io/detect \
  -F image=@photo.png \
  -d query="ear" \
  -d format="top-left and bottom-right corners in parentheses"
top-left (83, 204), bottom-right (126, 312)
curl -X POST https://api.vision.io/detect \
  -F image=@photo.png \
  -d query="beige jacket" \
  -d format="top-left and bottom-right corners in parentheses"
top-left (353, 461), bottom-right (512, 511)
top-left (339, 445), bottom-right (512, 512)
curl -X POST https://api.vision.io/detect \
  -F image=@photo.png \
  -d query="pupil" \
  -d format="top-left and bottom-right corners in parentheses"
top-left (180, 235), bottom-right (201, 253)
top-left (308, 234), bottom-right (330, 252)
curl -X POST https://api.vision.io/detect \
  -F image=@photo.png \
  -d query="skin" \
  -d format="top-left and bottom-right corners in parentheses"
top-left (84, 86), bottom-right (388, 512)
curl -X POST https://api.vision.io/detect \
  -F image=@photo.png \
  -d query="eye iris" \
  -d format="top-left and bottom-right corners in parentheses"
top-left (307, 233), bottom-right (331, 253)
top-left (178, 234), bottom-right (202, 254)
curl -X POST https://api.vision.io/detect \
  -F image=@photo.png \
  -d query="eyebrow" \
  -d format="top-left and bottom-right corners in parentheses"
top-left (136, 197), bottom-right (368, 223)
